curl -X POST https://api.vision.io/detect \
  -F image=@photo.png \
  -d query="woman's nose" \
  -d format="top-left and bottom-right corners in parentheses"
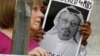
top-left (38, 11), bottom-right (44, 18)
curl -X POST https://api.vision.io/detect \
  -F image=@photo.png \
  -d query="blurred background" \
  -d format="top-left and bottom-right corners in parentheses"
top-left (86, 0), bottom-right (100, 56)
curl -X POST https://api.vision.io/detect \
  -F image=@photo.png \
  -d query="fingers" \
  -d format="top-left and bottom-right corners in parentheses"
top-left (38, 27), bottom-right (45, 35)
top-left (36, 27), bottom-right (45, 38)
top-left (37, 47), bottom-right (48, 56)
top-left (28, 47), bottom-right (48, 56)
top-left (37, 28), bottom-right (45, 41)
top-left (80, 21), bottom-right (91, 35)
top-left (80, 27), bottom-right (91, 35)
top-left (28, 50), bottom-right (40, 56)
top-left (80, 21), bottom-right (91, 27)
top-left (79, 21), bottom-right (92, 46)
top-left (32, 51), bottom-right (40, 56)
top-left (31, 28), bottom-right (45, 42)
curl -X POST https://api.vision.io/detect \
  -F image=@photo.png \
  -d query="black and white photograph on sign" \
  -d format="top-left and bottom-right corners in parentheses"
top-left (40, 0), bottom-right (93, 56)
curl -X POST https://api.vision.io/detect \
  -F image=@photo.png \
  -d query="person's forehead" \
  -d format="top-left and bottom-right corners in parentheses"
top-left (33, 0), bottom-right (43, 6)
top-left (60, 13), bottom-right (80, 21)
top-left (32, 5), bottom-right (42, 8)
top-left (61, 13), bottom-right (75, 18)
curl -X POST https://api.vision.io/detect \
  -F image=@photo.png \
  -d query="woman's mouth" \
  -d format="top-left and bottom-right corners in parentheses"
top-left (34, 21), bottom-right (41, 25)
top-left (36, 21), bottom-right (41, 23)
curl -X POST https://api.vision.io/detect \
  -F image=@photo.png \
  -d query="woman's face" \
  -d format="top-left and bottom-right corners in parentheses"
top-left (57, 13), bottom-right (81, 40)
top-left (30, 5), bottom-right (44, 31)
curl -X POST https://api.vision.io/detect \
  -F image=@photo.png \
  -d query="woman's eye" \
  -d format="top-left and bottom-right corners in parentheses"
top-left (32, 7), bottom-right (38, 11)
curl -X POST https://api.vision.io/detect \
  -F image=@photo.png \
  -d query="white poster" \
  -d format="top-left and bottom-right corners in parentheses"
top-left (40, 0), bottom-right (94, 56)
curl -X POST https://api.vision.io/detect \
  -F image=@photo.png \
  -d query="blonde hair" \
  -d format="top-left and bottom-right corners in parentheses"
top-left (27, 0), bottom-right (43, 10)
top-left (33, 0), bottom-right (43, 6)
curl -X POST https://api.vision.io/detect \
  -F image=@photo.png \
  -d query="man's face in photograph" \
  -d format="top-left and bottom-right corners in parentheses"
top-left (57, 12), bottom-right (81, 40)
